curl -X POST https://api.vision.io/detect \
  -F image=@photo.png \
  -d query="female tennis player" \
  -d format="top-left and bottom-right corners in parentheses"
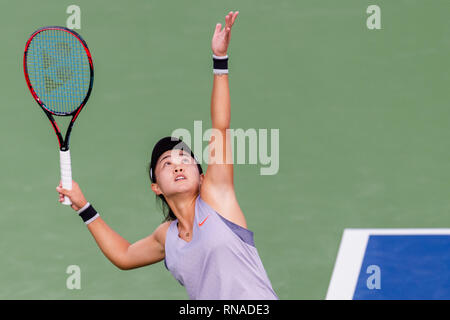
top-left (57, 11), bottom-right (278, 300)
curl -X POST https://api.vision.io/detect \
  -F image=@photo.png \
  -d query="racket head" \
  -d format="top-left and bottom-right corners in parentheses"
top-left (23, 26), bottom-right (94, 117)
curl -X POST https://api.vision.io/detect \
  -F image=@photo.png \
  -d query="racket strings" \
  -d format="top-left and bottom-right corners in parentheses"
top-left (26, 28), bottom-right (91, 115)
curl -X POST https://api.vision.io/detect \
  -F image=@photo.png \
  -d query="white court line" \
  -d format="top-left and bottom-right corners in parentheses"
top-left (325, 228), bottom-right (450, 300)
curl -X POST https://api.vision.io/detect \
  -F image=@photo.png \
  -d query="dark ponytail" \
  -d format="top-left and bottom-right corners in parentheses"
top-left (148, 163), bottom-right (176, 222)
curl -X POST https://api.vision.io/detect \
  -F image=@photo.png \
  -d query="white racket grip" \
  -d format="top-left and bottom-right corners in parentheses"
top-left (60, 150), bottom-right (72, 206)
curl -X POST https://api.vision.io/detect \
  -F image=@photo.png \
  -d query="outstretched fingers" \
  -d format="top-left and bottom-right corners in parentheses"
top-left (215, 11), bottom-right (239, 35)
top-left (215, 23), bottom-right (222, 34)
top-left (211, 11), bottom-right (239, 56)
top-left (231, 11), bottom-right (239, 26)
top-left (224, 11), bottom-right (239, 34)
top-left (225, 12), bottom-right (231, 30)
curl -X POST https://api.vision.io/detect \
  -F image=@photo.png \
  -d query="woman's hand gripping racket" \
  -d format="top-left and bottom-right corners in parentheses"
top-left (23, 26), bottom-right (94, 205)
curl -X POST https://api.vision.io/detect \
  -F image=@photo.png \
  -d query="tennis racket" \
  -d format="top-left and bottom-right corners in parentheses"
top-left (23, 26), bottom-right (94, 205)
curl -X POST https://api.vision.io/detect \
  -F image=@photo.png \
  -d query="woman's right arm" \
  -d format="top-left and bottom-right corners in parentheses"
top-left (57, 181), bottom-right (166, 270)
top-left (86, 217), bottom-right (166, 270)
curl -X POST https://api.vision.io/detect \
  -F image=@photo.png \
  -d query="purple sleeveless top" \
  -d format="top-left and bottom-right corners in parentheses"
top-left (164, 195), bottom-right (278, 300)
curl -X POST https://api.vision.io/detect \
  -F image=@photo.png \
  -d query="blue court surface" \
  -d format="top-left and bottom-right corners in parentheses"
top-left (326, 229), bottom-right (450, 300)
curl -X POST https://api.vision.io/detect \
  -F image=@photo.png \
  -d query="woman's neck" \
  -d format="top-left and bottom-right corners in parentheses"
top-left (166, 193), bottom-right (198, 231)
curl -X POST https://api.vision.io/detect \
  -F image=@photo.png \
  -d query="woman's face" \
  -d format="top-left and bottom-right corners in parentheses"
top-left (152, 149), bottom-right (202, 197)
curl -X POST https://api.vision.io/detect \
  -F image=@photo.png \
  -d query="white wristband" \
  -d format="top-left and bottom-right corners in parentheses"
top-left (213, 69), bottom-right (229, 75)
top-left (213, 54), bottom-right (228, 59)
top-left (77, 202), bottom-right (100, 225)
top-left (213, 54), bottom-right (229, 74)
top-left (77, 202), bottom-right (91, 214)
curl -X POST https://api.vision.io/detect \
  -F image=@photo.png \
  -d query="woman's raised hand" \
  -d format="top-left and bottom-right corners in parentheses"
top-left (211, 11), bottom-right (239, 57)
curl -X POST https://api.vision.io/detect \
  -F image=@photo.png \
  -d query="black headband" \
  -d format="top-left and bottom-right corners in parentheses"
top-left (149, 136), bottom-right (203, 182)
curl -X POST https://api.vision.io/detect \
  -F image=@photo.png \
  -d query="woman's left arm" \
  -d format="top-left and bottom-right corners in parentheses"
top-left (201, 11), bottom-right (248, 229)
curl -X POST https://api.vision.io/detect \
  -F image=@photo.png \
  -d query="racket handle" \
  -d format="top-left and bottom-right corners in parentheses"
top-left (60, 150), bottom-right (72, 206)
